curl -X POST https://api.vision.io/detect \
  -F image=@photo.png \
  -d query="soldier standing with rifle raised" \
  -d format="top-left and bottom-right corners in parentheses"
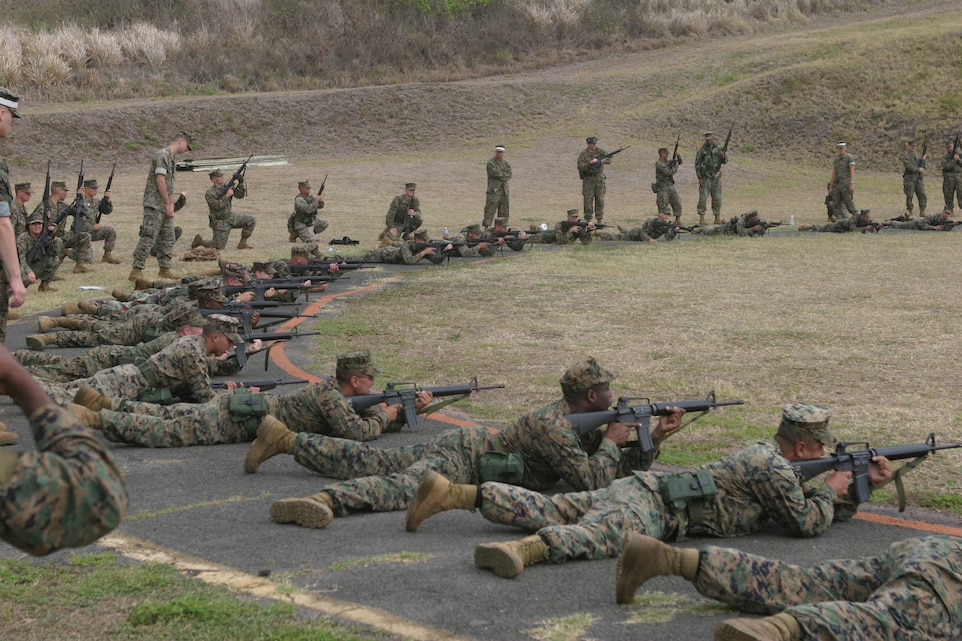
top-left (654, 138), bottom-right (683, 224)
top-left (288, 177), bottom-right (328, 244)
top-left (942, 132), bottom-right (962, 213)
top-left (695, 129), bottom-right (729, 225)
top-left (901, 139), bottom-right (927, 218)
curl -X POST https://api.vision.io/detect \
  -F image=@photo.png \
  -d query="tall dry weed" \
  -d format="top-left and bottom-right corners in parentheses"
top-left (55, 24), bottom-right (90, 69)
top-left (85, 28), bottom-right (123, 68)
top-left (0, 26), bottom-right (23, 86)
top-left (119, 22), bottom-right (179, 72)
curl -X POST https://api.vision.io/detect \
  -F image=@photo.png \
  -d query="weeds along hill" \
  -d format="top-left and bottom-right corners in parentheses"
top-left (0, 0), bottom-right (960, 172)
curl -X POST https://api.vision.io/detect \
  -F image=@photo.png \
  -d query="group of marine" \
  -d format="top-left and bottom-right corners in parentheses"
top-left (1, 93), bottom-right (961, 641)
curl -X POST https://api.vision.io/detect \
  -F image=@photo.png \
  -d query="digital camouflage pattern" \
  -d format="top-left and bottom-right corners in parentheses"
top-left (695, 139), bottom-right (726, 218)
top-left (133, 146), bottom-right (178, 269)
top-left (654, 158), bottom-right (682, 218)
top-left (474, 438), bottom-right (850, 564)
top-left (16, 332), bottom-right (179, 381)
top-left (483, 153), bottom-right (511, 227)
top-left (942, 149), bottom-right (962, 212)
top-left (0, 404), bottom-right (127, 556)
top-left (289, 190), bottom-right (328, 242)
top-left (204, 180), bottom-right (255, 248)
top-left (693, 535), bottom-right (962, 640)
top-left (384, 193), bottom-right (422, 233)
top-left (830, 151), bottom-right (858, 219)
top-left (16, 228), bottom-right (62, 284)
top-left (901, 148), bottom-right (927, 214)
top-left (577, 145), bottom-right (607, 222)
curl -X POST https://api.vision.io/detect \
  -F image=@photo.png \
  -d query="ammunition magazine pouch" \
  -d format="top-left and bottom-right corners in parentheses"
top-left (480, 452), bottom-right (524, 484)
top-left (142, 324), bottom-right (165, 341)
top-left (136, 359), bottom-right (160, 388)
top-left (578, 169), bottom-right (587, 180)
top-left (228, 389), bottom-right (269, 437)
top-left (651, 182), bottom-right (659, 194)
top-left (659, 470), bottom-right (717, 531)
top-left (136, 387), bottom-right (174, 405)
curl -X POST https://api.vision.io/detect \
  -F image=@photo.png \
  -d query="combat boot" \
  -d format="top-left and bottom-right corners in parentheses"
top-left (713, 214), bottom-right (722, 224)
top-left (699, 214), bottom-right (706, 225)
top-left (61, 302), bottom-right (82, 315)
top-left (713, 613), bottom-right (801, 641)
top-left (798, 225), bottom-right (813, 231)
top-left (57, 317), bottom-right (85, 330)
top-left (111, 288), bottom-right (131, 302)
top-left (73, 384), bottom-right (112, 412)
top-left (475, 535), bottom-right (548, 579)
top-left (6, 311), bottom-right (18, 321)
top-left (73, 261), bottom-right (88, 274)
top-left (102, 251), bottom-right (121, 264)
top-left (244, 416), bottom-right (297, 473)
top-left (0, 421), bottom-right (18, 446)
top-left (37, 316), bottom-right (59, 332)
top-left (157, 267), bottom-right (180, 280)
top-left (270, 491), bottom-right (335, 529)
top-left (68, 403), bottom-right (102, 429)
top-left (78, 300), bottom-right (100, 315)
top-left (289, 231), bottom-right (298, 242)
top-left (26, 334), bottom-right (49, 351)
top-left (406, 470), bottom-right (477, 532)
top-left (674, 215), bottom-right (682, 225)
top-left (237, 238), bottom-right (255, 249)
top-left (191, 234), bottom-right (205, 249)
top-left (38, 281), bottom-right (57, 293)
top-left (127, 267), bottom-right (143, 282)
top-left (134, 277), bottom-right (155, 291)
top-left (616, 532), bottom-right (700, 604)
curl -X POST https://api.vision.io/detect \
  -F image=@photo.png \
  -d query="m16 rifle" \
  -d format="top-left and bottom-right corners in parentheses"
top-left (721, 125), bottom-right (734, 155)
top-left (916, 139), bottom-right (927, 189)
top-left (68, 160), bottom-right (86, 235)
top-left (218, 154), bottom-right (253, 198)
top-left (26, 161), bottom-right (52, 264)
top-left (566, 391), bottom-right (744, 457)
top-left (95, 162), bottom-right (116, 224)
top-left (212, 379), bottom-right (306, 391)
top-left (346, 379), bottom-right (505, 428)
top-left (594, 145), bottom-right (631, 164)
top-left (669, 134), bottom-right (682, 169)
top-left (758, 220), bottom-right (785, 228)
top-left (329, 236), bottom-right (359, 245)
top-left (318, 173), bottom-right (328, 196)
top-left (790, 433), bottom-right (962, 510)
top-left (231, 328), bottom-right (323, 368)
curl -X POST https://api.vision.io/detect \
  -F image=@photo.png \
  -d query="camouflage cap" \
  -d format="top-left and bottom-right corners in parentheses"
top-left (704, 132), bottom-right (714, 138)
top-left (658, 147), bottom-right (668, 154)
top-left (413, 229), bottom-right (429, 240)
top-left (464, 223), bottom-right (482, 235)
top-left (14, 182), bottom-right (30, 194)
top-left (298, 180), bottom-right (311, 189)
top-left (204, 313), bottom-right (241, 342)
top-left (51, 181), bottom-right (67, 191)
top-left (209, 169), bottom-right (224, 178)
top-left (586, 136), bottom-right (598, 144)
top-left (176, 130), bottom-right (193, 150)
top-left (290, 245), bottom-right (314, 258)
top-left (566, 209), bottom-right (579, 217)
top-left (188, 280), bottom-right (226, 303)
top-left (0, 87), bottom-right (21, 118)
top-left (745, 210), bottom-right (760, 219)
top-left (220, 260), bottom-right (247, 279)
top-left (251, 261), bottom-right (277, 276)
top-left (83, 179), bottom-right (98, 189)
top-left (559, 357), bottom-right (616, 395)
top-left (337, 349), bottom-right (379, 377)
top-left (780, 403), bottom-right (836, 447)
top-left (493, 217), bottom-right (508, 226)
top-left (26, 209), bottom-right (44, 224)
top-left (405, 182), bottom-right (416, 190)
top-left (859, 209), bottom-right (871, 217)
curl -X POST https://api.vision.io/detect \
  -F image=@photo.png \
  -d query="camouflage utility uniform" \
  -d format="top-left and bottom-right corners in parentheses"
top-left (577, 146), bottom-right (607, 223)
top-left (205, 179), bottom-right (254, 249)
top-left (289, 189), bottom-right (327, 242)
top-left (942, 148), bottom-right (962, 212)
top-left (474, 438), bottom-right (853, 564)
top-left (44, 200), bottom-right (92, 266)
top-left (830, 151), bottom-right (858, 219)
top-left (81, 190), bottom-right (117, 262)
top-left (99, 377), bottom-right (396, 448)
top-left (888, 211), bottom-right (955, 231)
top-left (384, 194), bottom-right (422, 237)
top-left (901, 149), bottom-right (927, 215)
top-left (695, 139), bottom-right (726, 221)
top-left (132, 146), bottom-right (177, 271)
top-left (654, 158), bottom-right (682, 219)
top-left (483, 153), bottom-right (512, 227)
top-left (598, 217), bottom-right (677, 242)
top-left (16, 228), bottom-right (61, 285)
top-left (694, 535), bottom-right (962, 640)
top-left (0, 404), bottom-right (127, 556)
top-left (0, 159), bottom-right (14, 343)
top-left (16, 332), bottom-right (180, 382)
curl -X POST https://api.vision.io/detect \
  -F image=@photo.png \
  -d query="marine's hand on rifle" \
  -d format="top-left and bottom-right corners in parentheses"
top-left (414, 390), bottom-right (434, 412)
top-left (262, 287), bottom-right (278, 299)
top-left (604, 422), bottom-right (632, 447)
top-left (221, 380), bottom-right (243, 392)
top-left (245, 339), bottom-right (263, 354)
top-left (235, 291), bottom-right (256, 303)
top-left (825, 471), bottom-right (851, 495)
top-left (380, 403), bottom-right (401, 422)
top-left (651, 406), bottom-right (686, 439)
top-left (869, 455), bottom-right (892, 485)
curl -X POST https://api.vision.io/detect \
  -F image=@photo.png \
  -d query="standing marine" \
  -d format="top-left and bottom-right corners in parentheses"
top-left (695, 131), bottom-right (727, 224)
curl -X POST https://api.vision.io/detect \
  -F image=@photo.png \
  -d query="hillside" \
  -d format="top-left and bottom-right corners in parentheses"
top-left (3, 0), bottom-right (960, 178)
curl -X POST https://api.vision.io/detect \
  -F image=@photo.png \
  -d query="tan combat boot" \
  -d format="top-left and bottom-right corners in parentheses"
top-left (270, 491), bottom-right (335, 528)
top-left (57, 317), bottom-right (85, 330)
top-left (288, 231), bottom-right (298, 242)
top-left (25, 334), bottom-right (49, 351)
top-left (127, 267), bottom-right (143, 282)
top-left (38, 281), bottom-right (58, 293)
top-left (0, 421), bottom-right (18, 446)
top-left (713, 613), bottom-right (801, 641)
top-left (102, 251), bottom-right (121, 264)
top-left (406, 470), bottom-right (477, 532)
top-left (111, 288), bottom-right (131, 301)
top-left (713, 214), bottom-right (722, 224)
top-left (73, 384), bottom-right (113, 412)
top-left (61, 302), bottom-right (82, 315)
top-left (191, 234), bottom-right (205, 249)
top-left (244, 416), bottom-right (297, 473)
top-left (157, 267), bottom-right (180, 280)
top-left (78, 300), bottom-right (100, 315)
top-left (73, 261), bottom-right (88, 274)
top-left (237, 238), bottom-right (255, 249)
top-left (615, 532), bottom-right (701, 604)
top-left (798, 225), bottom-right (813, 231)
top-left (68, 403), bottom-right (102, 429)
top-left (674, 215), bottom-right (682, 225)
top-left (6, 311), bottom-right (18, 321)
top-left (37, 316), bottom-right (59, 332)
top-left (134, 277), bottom-right (155, 291)
top-left (474, 535), bottom-right (548, 579)
top-left (699, 214), bottom-right (706, 225)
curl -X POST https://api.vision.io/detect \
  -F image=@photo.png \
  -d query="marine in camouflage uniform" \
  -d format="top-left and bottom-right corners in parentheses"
top-left (887, 209), bottom-right (957, 231)
top-left (695, 132), bottom-right (727, 224)
top-left (32, 181), bottom-right (92, 273)
top-left (288, 180), bottom-right (328, 244)
top-left (698, 211), bottom-right (769, 237)
top-left (467, 405), bottom-right (886, 579)
top-left (901, 140), bottom-right (927, 217)
top-left (480, 218), bottom-right (529, 252)
top-left (39, 326), bottom-right (235, 406)
top-left (597, 211), bottom-right (678, 242)
top-left (654, 147), bottom-right (682, 221)
top-left (10, 182), bottom-right (30, 237)
top-left (622, 534), bottom-right (962, 641)
top-left (577, 137), bottom-right (608, 223)
top-left (829, 141), bottom-right (858, 219)
top-left (251, 358), bottom-right (680, 529)
top-left (448, 224), bottom-right (496, 258)
top-left (17, 209), bottom-right (63, 291)
top-left (79, 178), bottom-right (120, 264)
top-left (799, 209), bottom-right (883, 233)
top-left (130, 131), bottom-right (192, 280)
top-left (554, 209), bottom-right (595, 245)
top-left (483, 145), bottom-right (512, 228)
top-left (363, 229), bottom-right (448, 265)
top-left (941, 141), bottom-right (962, 213)
top-left (381, 183), bottom-right (422, 241)
top-left (196, 168), bottom-right (255, 250)
top-left (16, 332), bottom-right (181, 382)
top-left (93, 351), bottom-right (399, 448)
top-left (0, 344), bottom-right (127, 556)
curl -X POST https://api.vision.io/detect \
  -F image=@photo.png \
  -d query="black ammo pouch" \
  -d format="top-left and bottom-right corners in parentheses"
top-left (228, 389), bottom-right (269, 437)
top-left (659, 470), bottom-right (717, 531)
top-left (479, 452), bottom-right (524, 484)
